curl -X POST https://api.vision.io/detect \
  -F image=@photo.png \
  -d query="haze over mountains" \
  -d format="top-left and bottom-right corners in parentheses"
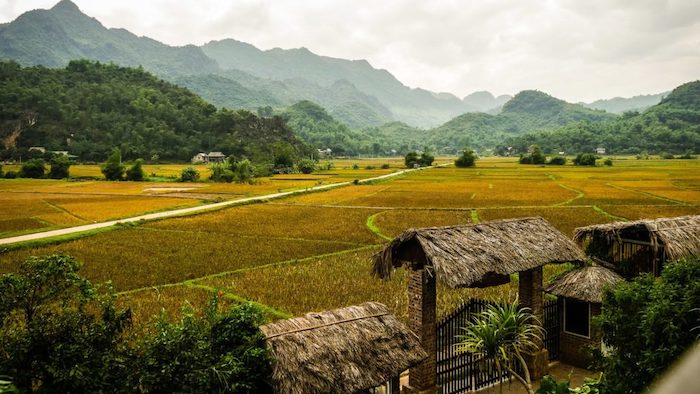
top-left (0, 0), bottom-right (666, 130)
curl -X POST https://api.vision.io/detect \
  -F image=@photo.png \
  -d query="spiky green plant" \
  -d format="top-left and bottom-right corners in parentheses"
top-left (456, 301), bottom-right (543, 394)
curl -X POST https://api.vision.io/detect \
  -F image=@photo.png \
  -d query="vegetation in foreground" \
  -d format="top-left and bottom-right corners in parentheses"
top-left (0, 255), bottom-right (271, 393)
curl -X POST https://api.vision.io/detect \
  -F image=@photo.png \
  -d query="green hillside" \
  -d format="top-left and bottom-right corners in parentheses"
top-left (505, 81), bottom-right (700, 154)
top-left (425, 90), bottom-right (617, 152)
top-left (0, 60), bottom-right (307, 162)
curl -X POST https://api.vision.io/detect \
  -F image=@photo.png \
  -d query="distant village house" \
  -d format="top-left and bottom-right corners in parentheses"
top-left (596, 147), bottom-right (606, 155)
top-left (191, 152), bottom-right (226, 164)
top-left (317, 148), bottom-right (332, 158)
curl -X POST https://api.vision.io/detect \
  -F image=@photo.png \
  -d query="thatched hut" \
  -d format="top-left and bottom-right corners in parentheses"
top-left (260, 302), bottom-right (427, 394)
top-left (546, 265), bottom-right (623, 368)
top-left (372, 217), bottom-right (586, 390)
top-left (574, 215), bottom-right (700, 277)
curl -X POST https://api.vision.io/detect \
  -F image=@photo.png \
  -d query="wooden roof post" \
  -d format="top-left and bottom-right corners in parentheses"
top-left (518, 266), bottom-right (549, 379)
top-left (406, 265), bottom-right (438, 392)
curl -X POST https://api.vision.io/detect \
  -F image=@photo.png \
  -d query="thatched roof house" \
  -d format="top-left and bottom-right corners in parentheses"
top-left (546, 265), bottom-right (624, 303)
top-left (373, 217), bottom-right (586, 288)
top-left (574, 215), bottom-right (700, 262)
top-left (260, 302), bottom-right (427, 394)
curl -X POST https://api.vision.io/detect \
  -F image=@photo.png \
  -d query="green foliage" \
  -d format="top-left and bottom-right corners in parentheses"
top-left (595, 258), bottom-right (700, 394)
top-left (536, 375), bottom-right (602, 394)
top-left (19, 158), bottom-right (45, 178)
top-left (101, 148), bottom-right (125, 180)
top-left (48, 154), bottom-right (71, 179)
top-left (457, 301), bottom-right (543, 394)
top-left (125, 159), bottom-right (145, 181)
top-left (130, 299), bottom-right (272, 393)
top-left (0, 254), bottom-right (273, 393)
top-left (297, 158), bottom-right (316, 174)
top-left (209, 162), bottom-right (234, 183)
top-left (0, 164), bottom-right (3, 178)
top-left (660, 152), bottom-right (675, 159)
top-left (455, 148), bottom-right (477, 167)
top-left (380, 163), bottom-right (390, 169)
top-left (0, 254), bottom-right (132, 392)
top-left (404, 151), bottom-right (420, 168)
top-left (0, 377), bottom-right (18, 394)
top-left (548, 156), bottom-right (567, 165)
top-left (519, 145), bottom-right (546, 165)
top-left (3, 171), bottom-right (17, 179)
top-left (573, 153), bottom-right (597, 166)
top-left (420, 149), bottom-right (435, 167)
top-left (603, 158), bottom-right (613, 166)
top-left (405, 149), bottom-right (434, 168)
top-left (230, 158), bottom-right (255, 184)
top-left (180, 166), bottom-right (200, 182)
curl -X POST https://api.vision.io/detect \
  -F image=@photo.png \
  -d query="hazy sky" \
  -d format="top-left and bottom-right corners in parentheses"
top-left (2, 0), bottom-right (699, 102)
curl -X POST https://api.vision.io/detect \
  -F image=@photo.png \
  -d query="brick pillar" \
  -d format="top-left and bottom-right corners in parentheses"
top-left (407, 266), bottom-right (437, 391)
top-left (518, 266), bottom-right (549, 379)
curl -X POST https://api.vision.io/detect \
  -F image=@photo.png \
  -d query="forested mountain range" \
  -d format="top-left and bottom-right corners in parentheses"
top-left (0, 60), bottom-right (308, 162)
top-left (582, 91), bottom-right (669, 114)
top-left (503, 81), bottom-right (700, 154)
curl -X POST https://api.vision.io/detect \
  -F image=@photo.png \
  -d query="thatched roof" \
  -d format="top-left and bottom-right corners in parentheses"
top-left (574, 215), bottom-right (700, 261)
top-left (545, 265), bottom-right (624, 303)
top-left (260, 302), bottom-right (427, 394)
top-left (372, 217), bottom-right (586, 288)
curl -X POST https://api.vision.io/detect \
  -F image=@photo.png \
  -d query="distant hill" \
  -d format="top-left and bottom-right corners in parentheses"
top-left (425, 90), bottom-right (617, 152)
top-left (462, 91), bottom-right (512, 112)
top-left (582, 92), bottom-right (668, 114)
top-left (505, 81), bottom-right (700, 154)
top-left (0, 60), bottom-right (308, 162)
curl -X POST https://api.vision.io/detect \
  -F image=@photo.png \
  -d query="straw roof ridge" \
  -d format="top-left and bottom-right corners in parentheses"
top-left (545, 264), bottom-right (624, 303)
top-left (373, 217), bottom-right (586, 288)
top-left (574, 215), bottom-right (700, 260)
top-left (260, 302), bottom-right (427, 394)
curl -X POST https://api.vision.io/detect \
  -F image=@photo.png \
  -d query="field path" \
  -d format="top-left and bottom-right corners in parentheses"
top-left (0, 165), bottom-right (442, 246)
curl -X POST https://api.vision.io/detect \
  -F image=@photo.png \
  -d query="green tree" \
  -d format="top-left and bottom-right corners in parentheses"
top-left (457, 301), bottom-right (543, 394)
top-left (0, 164), bottom-right (3, 178)
top-left (455, 149), bottom-right (477, 167)
top-left (547, 156), bottom-right (566, 165)
top-left (595, 258), bottom-right (700, 394)
top-left (0, 255), bottom-right (132, 392)
top-left (101, 148), bottom-right (125, 181)
top-left (404, 151), bottom-right (420, 168)
top-left (530, 145), bottom-right (546, 164)
top-left (297, 159), bottom-right (316, 174)
top-left (573, 153), bottom-right (597, 166)
top-left (48, 155), bottom-right (71, 179)
top-left (19, 159), bottom-right (46, 178)
top-left (180, 166), bottom-right (200, 182)
top-left (231, 158), bottom-right (255, 184)
top-left (419, 148), bottom-right (435, 166)
top-left (125, 158), bottom-right (145, 181)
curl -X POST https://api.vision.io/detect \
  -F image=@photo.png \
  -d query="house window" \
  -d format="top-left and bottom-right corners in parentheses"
top-left (564, 298), bottom-right (590, 337)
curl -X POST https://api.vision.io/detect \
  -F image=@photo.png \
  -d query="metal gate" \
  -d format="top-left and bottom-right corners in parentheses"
top-left (437, 298), bottom-right (560, 393)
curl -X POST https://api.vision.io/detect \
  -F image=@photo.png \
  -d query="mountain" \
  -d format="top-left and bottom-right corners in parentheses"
top-left (0, 60), bottom-right (308, 162)
top-left (425, 90), bottom-right (617, 152)
top-left (583, 92), bottom-right (668, 114)
top-left (462, 91), bottom-right (512, 112)
top-left (0, 0), bottom-right (218, 77)
top-left (505, 81), bottom-right (700, 154)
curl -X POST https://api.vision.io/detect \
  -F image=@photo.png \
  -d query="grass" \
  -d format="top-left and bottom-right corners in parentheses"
top-left (2, 156), bottom-right (698, 323)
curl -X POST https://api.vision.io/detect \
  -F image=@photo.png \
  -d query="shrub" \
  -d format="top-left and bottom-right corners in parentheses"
top-left (595, 258), bottom-right (700, 394)
top-left (352, 163), bottom-right (360, 170)
top-left (660, 152), bottom-right (675, 159)
top-left (530, 145), bottom-right (546, 164)
top-left (4, 171), bottom-right (17, 179)
top-left (125, 159), bottom-right (146, 181)
top-left (419, 150), bottom-right (435, 166)
top-left (180, 166), bottom-right (200, 182)
top-left (678, 150), bottom-right (696, 159)
top-left (48, 155), bottom-right (71, 179)
top-left (381, 163), bottom-right (390, 169)
top-left (536, 375), bottom-right (602, 394)
top-left (101, 148), bottom-right (125, 181)
top-left (573, 153), bottom-right (597, 166)
top-left (209, 162), bottom-right (234, 183)
top-left (547, 156), bottom-right (566, 165)
top-left (519, 154), bottom-right (532, 164)
top-left (297, 159), bottom-right (316, 174)
top-left (232, 159), bottom-right (255, 183)
top-left (0, 164), bottom-right (3, 178)
top-left (404, 151), bottom-right (420, 168)
top-left (603, 158), bottom-right (613, 166)
top-left (455, 149), bottom-right (477, 168)
top-left (19, 159), bottom-right (46, 178)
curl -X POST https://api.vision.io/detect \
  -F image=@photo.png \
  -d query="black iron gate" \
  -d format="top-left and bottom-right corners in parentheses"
top-left (437, 298), bottom-right (560, 394)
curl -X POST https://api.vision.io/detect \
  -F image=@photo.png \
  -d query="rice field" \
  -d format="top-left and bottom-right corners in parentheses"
top-left (1, 157), bottom-right (699, 325)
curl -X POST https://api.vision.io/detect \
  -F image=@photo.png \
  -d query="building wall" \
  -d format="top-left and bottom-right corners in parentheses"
top-left (559, 301), bottom-right (602, 369)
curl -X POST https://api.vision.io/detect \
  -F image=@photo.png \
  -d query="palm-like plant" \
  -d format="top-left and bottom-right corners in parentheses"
top-left (456, 301), bottom-right (543, 394)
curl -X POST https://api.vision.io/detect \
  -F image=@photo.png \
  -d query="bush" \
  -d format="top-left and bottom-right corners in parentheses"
top-left (4, 171), bottom-right (17, 179)
top-left (519, 145), bottom-right (545, 165)
top-left (573, 153), bottom-right (597, 166)
top-left (419, 150), bottom-right (435, 166)
top-left (536, 375), bottom-right (602, 394)
top-left (660, 152), bottom-right (675, 159)
top-left (209, 162), bottom-right (234, 183)
top-left (595, 258), bottom-right (700, 394)
top-left (125, 159), bottom-right (145, 181)
top-left (455, 149), bottom-right (477, 168)
top-left (232, 159), bottom-right (255, 183)
top-left (180, 166), bottom-right (200, 182)
top-left (0, 164), bottom-right (3, 178)
top-left (547, 156), bottom-right (566, 165)
top-left (101, 148), bottom-right (125, 181)
top-left (603, 158), bottom-right (613, 166)
top-left (352, 163), bottom-right (360, 170)
top-left (404, 151), bottom-right (420, 168)
top-left (381, 163), bottom-right (390, 169)
top-left (19, 159), bottom-right (45, 178)
top-left (519, 154), bottom-right (532, 164)
top-left (678, 150), bottom-right (696, 159)
top-left (297, 159), bottom-right (316, 174)
top-left (48, 155), bottom-right (71, 179)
